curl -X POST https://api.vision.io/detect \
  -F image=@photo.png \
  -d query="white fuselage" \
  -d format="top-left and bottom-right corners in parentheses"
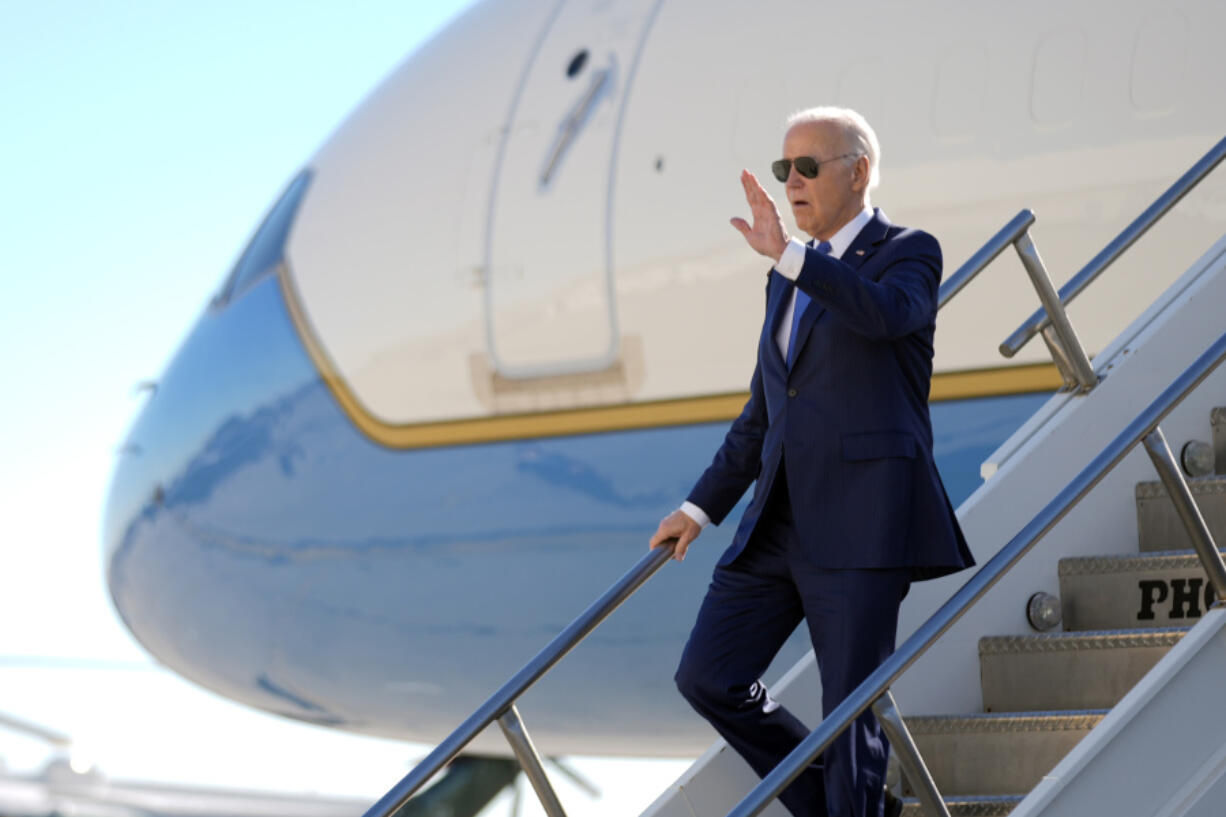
top-left (103, 0), bottom-right (1226, 757)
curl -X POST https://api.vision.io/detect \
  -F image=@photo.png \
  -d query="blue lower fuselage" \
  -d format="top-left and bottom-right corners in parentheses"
top-left (104, 270), bottom-right (1046, 757)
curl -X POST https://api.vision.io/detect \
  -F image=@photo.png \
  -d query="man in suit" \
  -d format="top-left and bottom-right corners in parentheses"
top-left (649, 107), bottom-right (973, 817)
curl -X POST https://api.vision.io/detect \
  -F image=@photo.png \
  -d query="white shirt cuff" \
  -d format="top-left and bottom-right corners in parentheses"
top-left (774, 238), bottom-right (807, 281)
top-left (679, 501), bottom-right (710, 529)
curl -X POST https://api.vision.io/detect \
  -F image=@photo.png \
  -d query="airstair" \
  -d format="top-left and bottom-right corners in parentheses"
top-left (362, 135), bottom-right (1226, 817)
top-left (892, 411), bottom-right (1226, 815)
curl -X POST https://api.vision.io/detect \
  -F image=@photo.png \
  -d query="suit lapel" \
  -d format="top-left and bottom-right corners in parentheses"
top-left (789, 209), bottom-right (892, 367)
top-left (842, 207), bottom-right (891, 272)
top-left (764, 271), bottom-right (790, 371)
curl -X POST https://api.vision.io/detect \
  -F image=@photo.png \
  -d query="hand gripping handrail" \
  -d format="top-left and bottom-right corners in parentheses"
top-left (1000, 135), bottom-right (1226, 359)
top-left (725, 329), bottom-right (1226, 817)
top-left (361, 541), bottom-right (676, 817)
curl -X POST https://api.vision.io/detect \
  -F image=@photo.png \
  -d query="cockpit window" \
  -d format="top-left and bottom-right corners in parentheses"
top-left (216, 169), bottom-right (313, 304)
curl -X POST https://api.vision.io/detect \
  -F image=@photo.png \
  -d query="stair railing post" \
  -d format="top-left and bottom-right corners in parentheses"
top-left (1141, 427), bottom-right (1226, 601)
top-left (1038, 324), bottom-right (1079, 391)
top-left (937, 209), bottom-right (1036, 310)
top-left (498, 704), bottom-right (569, 817)
top-left (1009, 230), bottom-right (1098, 392)
top-left (359, 542), bottom-right (676, 817)
top-left (720, 332), bottom-right (1226, 817)
top-left (999, 135), bottom-right (1226, 359)
top-left (871, 691), bottom-right (951, 817)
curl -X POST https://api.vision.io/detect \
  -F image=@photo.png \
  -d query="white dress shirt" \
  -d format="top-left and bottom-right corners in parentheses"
top-left (679, 205), bottom-right (875, 530)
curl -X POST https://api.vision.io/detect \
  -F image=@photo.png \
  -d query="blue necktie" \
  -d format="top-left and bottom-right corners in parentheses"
top-left (786, 240), bottom-right (831, 368)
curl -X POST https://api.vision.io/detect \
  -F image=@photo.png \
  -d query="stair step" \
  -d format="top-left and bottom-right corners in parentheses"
top-left (979, 628), bottom-right (1186, 712)
top-left (1135, 475), bottom-right (1226, 551)
top-left (900, 795), bottom-right (1022, 816)
top-left (1058, 550), bottom-right (1223, 630)
top-left (903, 711), bottom-right (1104, 796)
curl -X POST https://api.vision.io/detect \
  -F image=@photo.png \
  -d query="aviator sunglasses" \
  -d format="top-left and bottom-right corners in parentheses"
top-left (771, 152), bottom-right (861, 182)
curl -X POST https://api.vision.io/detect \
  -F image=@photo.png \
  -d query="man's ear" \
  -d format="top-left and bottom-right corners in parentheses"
top-left (851, 155), bottom-right (870, 192)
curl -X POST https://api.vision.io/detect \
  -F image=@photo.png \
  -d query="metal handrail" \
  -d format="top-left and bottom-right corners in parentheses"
top-left (364, 180), bottom-right (1226, 815)
top-left (0, 711), bottom-right (72, 748)
top-left (725, 329), bottom-right (1226, 817)
top-left (363, 209), bottom-right (1106, 816)
top-left (937, 209), bottom-right (1035, 309)
top-left (1000, 135), bottom-right (1226, 358)
top-left (935, 206), bottom-right (1097, 391)
top-left (359, 210), bottom-right (1077, 817)
top-left (361, 541), bottom-right (676, 817)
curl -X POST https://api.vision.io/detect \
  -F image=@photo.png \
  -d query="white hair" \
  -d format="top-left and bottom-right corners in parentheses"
top-left (785, 106), bottom-right (881, 191)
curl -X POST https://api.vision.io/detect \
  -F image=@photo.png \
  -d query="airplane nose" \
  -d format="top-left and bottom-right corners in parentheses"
top-left (102, 172), bottom-right (324, 706)
top-left (104, 171), bottom-right (314, 580)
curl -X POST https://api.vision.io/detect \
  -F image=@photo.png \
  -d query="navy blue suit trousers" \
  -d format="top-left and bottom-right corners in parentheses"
top-left (676, 469), bottom-right (909, 817)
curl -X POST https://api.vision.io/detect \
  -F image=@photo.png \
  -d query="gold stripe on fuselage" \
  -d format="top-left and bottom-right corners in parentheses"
top-left (278, 267), bottom-right (1062, 449)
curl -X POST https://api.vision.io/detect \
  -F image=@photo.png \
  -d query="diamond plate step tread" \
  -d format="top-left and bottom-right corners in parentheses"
top-left (1058, 550), bottom-right (1225, 630)
top-left (980, 628), bottom-right (1187, 653)
top-left (979, 628), bottom-right (1188, 712)
top-left (1135, 475), bottom-right (1226, 500)
top-left (1135, 475), bottom-right (1226, 551)
top-left (900, 795), bottom-right (1022, 816)
top-left (902, 711), bottom-right (1106, 796)
top-left (905, 709), bottom-right (1108, 734)
top-left (1058, 549), bottom-right (1223, 576)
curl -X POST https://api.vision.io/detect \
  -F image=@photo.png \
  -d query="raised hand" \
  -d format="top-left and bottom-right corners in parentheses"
top-left (730, 169), bottom-right (789, 262)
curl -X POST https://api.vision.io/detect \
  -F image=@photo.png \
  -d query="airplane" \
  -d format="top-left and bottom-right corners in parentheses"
top-left (0, 708), bottom-right (380, 817)
top-left (103, 0), bottom-right (1226, 813)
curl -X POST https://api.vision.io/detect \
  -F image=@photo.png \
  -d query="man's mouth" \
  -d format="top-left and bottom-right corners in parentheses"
top-left (791, 200), bottom-right (809, 208)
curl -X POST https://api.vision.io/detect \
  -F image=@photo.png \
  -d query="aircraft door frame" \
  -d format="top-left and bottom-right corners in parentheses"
top-left (481, 0), bottom-right (664, 381)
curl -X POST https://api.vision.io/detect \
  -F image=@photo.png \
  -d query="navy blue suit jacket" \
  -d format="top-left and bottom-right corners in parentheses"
top-left (688, 209), bottom-right (972, 580)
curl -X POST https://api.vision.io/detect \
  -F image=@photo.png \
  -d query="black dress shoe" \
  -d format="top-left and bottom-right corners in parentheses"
top-left (883, 788), bottom-right (903, 817)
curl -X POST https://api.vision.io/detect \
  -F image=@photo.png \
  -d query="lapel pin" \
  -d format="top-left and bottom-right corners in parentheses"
top-left (855, 249), bottom-right (865, 256)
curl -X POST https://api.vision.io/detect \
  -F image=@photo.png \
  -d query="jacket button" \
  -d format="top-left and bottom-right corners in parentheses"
top-left (787, 388), bottom-right (798, 397)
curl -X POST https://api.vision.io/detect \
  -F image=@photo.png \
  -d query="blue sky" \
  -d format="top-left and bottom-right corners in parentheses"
top-left (0, 1), bottom-right (687, 810)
